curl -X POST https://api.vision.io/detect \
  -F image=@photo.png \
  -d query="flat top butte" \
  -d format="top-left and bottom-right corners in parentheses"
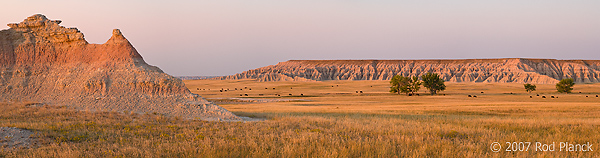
top-left (218, 58), bottom-right (600, 83)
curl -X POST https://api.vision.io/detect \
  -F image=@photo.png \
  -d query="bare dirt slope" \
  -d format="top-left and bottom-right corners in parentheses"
top-left (217, 59), bottom-right (600, 84)
top-left (0, 14), bottom-right (239, 121)
top-left (0, 127), bottom-right (34, 150)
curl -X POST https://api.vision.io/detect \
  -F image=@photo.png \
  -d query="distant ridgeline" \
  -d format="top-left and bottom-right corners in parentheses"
top-left (176, 76), bottom-right (219, 80)
top-left (216, 59), bottom-right (600, 84)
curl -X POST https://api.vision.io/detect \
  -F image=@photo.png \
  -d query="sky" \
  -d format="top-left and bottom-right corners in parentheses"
top-left (1, 0), bottom-right (599, 76)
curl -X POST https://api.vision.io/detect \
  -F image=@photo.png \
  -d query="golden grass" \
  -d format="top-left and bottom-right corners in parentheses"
top-left (1, 80), bottom-right (599, 157)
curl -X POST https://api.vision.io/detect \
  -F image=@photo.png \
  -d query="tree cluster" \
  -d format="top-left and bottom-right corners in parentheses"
top-left (390, 73), bottom-right (446, 96)
top-left (390, 76), bottom-right (421, 95)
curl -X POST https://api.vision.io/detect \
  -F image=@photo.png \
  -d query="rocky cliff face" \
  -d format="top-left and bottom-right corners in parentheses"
top-left (0, 14), bottom-right (239, 121)
top-left (218, 59), bottom-right (600, 84)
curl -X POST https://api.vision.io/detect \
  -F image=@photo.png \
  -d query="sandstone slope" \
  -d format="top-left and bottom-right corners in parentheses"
top-left (218, 59), bottom-right (600, 84)
top-left (0, 14), bottom-right (239, 121)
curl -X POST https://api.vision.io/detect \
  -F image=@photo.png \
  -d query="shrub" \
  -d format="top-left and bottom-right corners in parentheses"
top-left (524, 84), bottom-right (536, 93)
top-left (556, 78), bottom-right (575, 93)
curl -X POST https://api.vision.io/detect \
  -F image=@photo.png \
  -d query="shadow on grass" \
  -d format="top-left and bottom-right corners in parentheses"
top-left (232, 111), bottom-right (494, 122)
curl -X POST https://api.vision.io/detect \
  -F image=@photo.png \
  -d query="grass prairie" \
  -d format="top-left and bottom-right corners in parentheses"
top-left (1, 80), bottom-right (599, 157)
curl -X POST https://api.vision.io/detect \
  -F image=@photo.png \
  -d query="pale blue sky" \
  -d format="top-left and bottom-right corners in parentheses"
top-left (2, 1), bottom-right (599, 76)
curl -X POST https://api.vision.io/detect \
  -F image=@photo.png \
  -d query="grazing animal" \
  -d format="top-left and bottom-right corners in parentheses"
top-left (219, 90), bottom-right (223, 92)
top-left (542, 96), bottom-right (546, 98)
top-left (510, 92), bottom-right (513, 94)
top-left (356, 91), bottom-right (358, 93)
top-left (273, 88), bottom-right (276, 90)
top-left (259, 94), bottom-right (263, 96)
top-left (416, 94), bottom-right (419, 96)
top-left (536, 94), bottom-right (539, 96)
top-left (468, 95), bottom-right (472, 97)
top-left (249, 88), bottom-right (251, 90)
top-left (290, 87), bottom-right (293, 89)
top-left (586, 96), bottom-right (588, 97)
top-left (551, 96), bottom-right (554, 98)
top-left (277, 94), bottom-right (280, 96)
top-left (596, 95), bottom-right (598, 97)
top-left (473, 95), bottom-right (477, 98)
top-left (265, 88), bottom-right (268, 89)
top-left (301, 94), bottom-right (304, 96)
top-left (481, 92), bottom-right (484, 94)
top-left (370, 86), bottom-right (373, 87)
top-left (332, 86), bottom-right (334, 87)
top-left (530, 96), bottom-right (533, 98)
top-left (443, 94), bottom-right (445, 96)
top-left (239, 94), bottom-right (242, 96)
top-left (360, 91), bottom-right (363, 93)
top-left (408, 94), bottom-right (413, 96)
top-left (245, 87), bottom-right (247, 89)
top-left (244, 94), bottom-right (248, 96)
top-left (196, 88), bottom-right (199, 90)
top-left (235, 88), bottom-right (237, 90)
top-left (579, 92), bottom-right (582, 93)
top-left (289, 94), bottom-right (292, 96)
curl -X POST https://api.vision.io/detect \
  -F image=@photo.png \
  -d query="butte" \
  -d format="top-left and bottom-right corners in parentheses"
top-left (0, 14), bottom-right (239, 121)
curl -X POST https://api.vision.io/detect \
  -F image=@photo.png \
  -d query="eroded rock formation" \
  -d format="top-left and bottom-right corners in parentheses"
top-left (0, 14), bottom-right (239, 121)
top-left (218, 59), bottom-right (600, 84)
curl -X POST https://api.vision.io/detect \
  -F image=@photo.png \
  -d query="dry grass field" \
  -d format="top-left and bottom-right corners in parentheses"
top-left (2, 79), bottom-right (599, 157)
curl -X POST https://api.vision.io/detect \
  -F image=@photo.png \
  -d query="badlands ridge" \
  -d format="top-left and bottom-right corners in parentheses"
top-left (218, 59), bottom-right (600, 84)
top-left (0, 14), bottom-right (239, 121)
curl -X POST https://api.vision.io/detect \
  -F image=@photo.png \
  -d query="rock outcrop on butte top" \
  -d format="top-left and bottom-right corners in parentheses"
top-left (218, 59), bottom-right (600, 84)
top-left (0, 14), bottom-right (239, 121)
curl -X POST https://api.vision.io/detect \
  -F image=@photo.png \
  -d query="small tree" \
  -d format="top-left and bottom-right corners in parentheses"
top-left (421, 73), bottom-right (446, 95)
top-left (390, 75), bottom-right (409, 95)
top-left (408, 76), bottom-right (422, 95)
top-left (390, 75), bottom-right (420, 95)
top-left (556, 78), bottom-right (575, 93)
top-left (524, 84), bottom-right (536, 93)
